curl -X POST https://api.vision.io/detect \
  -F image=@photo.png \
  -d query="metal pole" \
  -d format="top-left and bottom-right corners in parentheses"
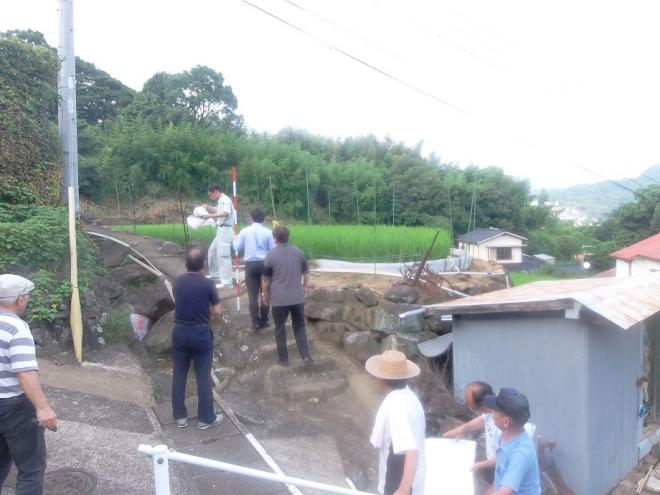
top-left (392, 184), bottom-right (395, 225)
top-left (148, 445), bottom-right (171, 495)
top-left (58, 0), bottom-right (79, 210)
top-left (268, 176), bottom-right (276, 220)
top-left (305, 165), bottom-right (311, 225)
top-left (138, 445), bottom-right (375, 495)
top-left (232, 166), bottom-right (241, 311)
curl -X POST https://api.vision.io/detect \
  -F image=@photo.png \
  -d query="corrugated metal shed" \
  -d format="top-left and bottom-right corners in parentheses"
top-left (427, 273), bottom-right (660, 330)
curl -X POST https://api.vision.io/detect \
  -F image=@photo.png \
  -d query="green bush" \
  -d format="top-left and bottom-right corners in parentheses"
top-left (0, 203), bottom-right (96, 322)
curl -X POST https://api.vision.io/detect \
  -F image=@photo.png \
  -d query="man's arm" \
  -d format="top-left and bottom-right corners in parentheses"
top-left (210, 303), bottom-right (222, 317)
top-left (444, 415), bottom-right (485, 438)
top-left (393, 449), bottom-right (418, 495)
top-left (261, 277), bottom-right (271, 305)
top-left (302, 272), bottom-right (310, 297)
top-left (15, 370), bottom-right (57, 430)
top-left (472, 457), bottom-right (496, 472)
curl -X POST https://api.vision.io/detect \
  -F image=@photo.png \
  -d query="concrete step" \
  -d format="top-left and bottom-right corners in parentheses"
top-left (264, 357), bottom-right (348, 400)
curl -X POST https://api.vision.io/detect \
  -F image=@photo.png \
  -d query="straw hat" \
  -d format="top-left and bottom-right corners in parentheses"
top-left (365, 350), bottom-right (420, 380)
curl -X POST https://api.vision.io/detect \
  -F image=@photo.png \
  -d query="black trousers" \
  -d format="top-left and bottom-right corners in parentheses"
top-left (384, 445), bottom-right (410, 495)
top-left (0, 394), bottom-right (46, 495)
top-left (245, 260), bottom-right (269, 326)
top-left (171, 323), bottom-right (215, 424)
top-left (271, 304), bottom-right (310, 363)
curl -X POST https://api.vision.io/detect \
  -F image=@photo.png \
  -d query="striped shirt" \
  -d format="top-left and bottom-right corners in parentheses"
top-left (0, 311), bottom-right (38, 398)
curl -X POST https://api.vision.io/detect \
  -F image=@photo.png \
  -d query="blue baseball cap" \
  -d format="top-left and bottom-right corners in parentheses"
top-left (483, 388), bottom-right (531, 424)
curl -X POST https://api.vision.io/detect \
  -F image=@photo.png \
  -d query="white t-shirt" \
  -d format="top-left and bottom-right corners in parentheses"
top-left (216, 193), bottom-right (235, 227)
top-left (482, 412), bottom-right (536, 459)
top-left (370, 387), bottom-right (426, 495)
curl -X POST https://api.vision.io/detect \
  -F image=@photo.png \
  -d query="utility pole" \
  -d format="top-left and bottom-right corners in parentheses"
top-left (58, 0), bottom-right (79, 210)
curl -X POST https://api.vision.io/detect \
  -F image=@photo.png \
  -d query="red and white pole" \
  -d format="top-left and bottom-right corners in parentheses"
top-left (231, 166), bottom-right (241, 311)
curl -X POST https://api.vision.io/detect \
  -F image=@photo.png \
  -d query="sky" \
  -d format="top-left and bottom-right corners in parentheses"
top-left (3, 0), bottom-right (660, 189)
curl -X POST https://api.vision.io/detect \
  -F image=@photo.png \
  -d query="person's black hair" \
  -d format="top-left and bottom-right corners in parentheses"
top-left (384, 379), bottom-right (408, 389)
top-left (185, 243), bottom-right (207, 272)
top-left (207, 183), bottom-right (222, 193)
top-left (251, 208), bottom-right (266, 223)
top-left (468, 381), bottom-right (494, 407)
top-left (272, 226), bottom-right (289, 244)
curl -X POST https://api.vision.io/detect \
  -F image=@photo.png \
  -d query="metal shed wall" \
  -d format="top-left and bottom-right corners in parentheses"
top-left (453, 314), bottom-right (590, 494)
top-left (586, 321), bottom-right (643, 495)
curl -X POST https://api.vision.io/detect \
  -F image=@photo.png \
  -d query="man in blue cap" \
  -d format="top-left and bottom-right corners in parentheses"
top-left (482, 388), bottom-right (540, 495)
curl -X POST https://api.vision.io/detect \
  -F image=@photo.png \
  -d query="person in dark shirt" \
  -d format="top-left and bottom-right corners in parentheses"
top-left (171, 244), bottom-right (223, 430)
top-left (261, 226), bottom-right (313, 366)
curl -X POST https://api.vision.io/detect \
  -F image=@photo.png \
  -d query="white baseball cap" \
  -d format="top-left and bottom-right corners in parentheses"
top-left (0, 274), bottom-right (35, 298)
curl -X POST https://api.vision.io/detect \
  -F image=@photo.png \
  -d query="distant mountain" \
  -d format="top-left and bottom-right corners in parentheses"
top-left (542, 164), bottom-right (660, 220)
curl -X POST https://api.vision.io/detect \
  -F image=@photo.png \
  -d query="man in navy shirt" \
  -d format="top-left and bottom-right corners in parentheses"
top-left (171, 244), bottom-right (223, 430)
top-left (232, 208), bottom-right (274, 331)
top-left (483, 388), bottom-right (541, 495)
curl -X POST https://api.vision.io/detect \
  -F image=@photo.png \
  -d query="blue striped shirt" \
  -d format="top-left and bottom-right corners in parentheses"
top-left (233, 223), bottom-right (274, 261)
top-left (0, 312), bottom-right (38, 398)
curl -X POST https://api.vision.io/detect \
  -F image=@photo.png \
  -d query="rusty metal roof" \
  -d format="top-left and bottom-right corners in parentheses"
top-left (426, 273), bottom-right (660, 330)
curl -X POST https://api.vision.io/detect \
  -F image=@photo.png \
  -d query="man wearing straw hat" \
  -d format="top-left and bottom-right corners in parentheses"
top-left (366, 350), bottom-right (426, 495)
top-left (0, 274), bottom-right (57, 494)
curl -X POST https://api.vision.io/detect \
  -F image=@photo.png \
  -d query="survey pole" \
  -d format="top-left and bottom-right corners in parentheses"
top-left (58, 0), bottom-right (79, 210)
top-left (232, 167), bottom-right (241, 311)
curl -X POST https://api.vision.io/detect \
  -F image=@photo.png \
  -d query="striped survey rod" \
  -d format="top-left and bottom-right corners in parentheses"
top-left (232, 166), bottom-right (241, 311)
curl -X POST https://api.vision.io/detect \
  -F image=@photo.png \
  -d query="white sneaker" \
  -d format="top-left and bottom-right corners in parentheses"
top-left (176, 418), bottom-right (188, 428)
top-left (197, 414), bottom-right (224, 430)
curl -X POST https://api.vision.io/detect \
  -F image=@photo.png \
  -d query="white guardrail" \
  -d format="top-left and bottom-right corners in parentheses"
top-left (138, 444), bottom-right (376, 495)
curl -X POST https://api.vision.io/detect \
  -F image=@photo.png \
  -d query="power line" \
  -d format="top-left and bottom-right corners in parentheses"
top-left (641, 172), bottom-right (660, 186)
top-left (282, 0), bottom-right (402, 61)
top-left (241, 0), bottom-right (652, 201)
top-left (239, 0), bottom-right (466, 114)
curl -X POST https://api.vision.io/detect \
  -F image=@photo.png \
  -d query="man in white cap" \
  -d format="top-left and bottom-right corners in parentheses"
top-left (366, 350), bottom-right (426, 495)
top-left (0, 274), bottom-right (57, 494)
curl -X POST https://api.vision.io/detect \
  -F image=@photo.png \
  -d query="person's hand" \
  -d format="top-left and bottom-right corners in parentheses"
top-left (37, 405), bottom-right (58, 431)
top-left (201, 214), bottom-right (210, 220)
top-left (262, 293), bottom-right (270, 305)
top-left (443, 425), bottom-right (464, 439)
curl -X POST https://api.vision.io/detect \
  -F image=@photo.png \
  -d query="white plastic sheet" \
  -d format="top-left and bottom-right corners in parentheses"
top-left (424, 437), bottom-right (476, 495)
top-left (187, 206), bottom-right (215, 230)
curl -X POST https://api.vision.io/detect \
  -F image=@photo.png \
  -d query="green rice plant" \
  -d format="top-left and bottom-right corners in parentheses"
top-left (112, 224), bottom-right (451, 262)
top-left (509, 272), bottom-right (562, 286)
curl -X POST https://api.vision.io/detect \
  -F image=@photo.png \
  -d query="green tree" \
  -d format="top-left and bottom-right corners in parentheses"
top-left (0, 35), bottom-right (60, 205)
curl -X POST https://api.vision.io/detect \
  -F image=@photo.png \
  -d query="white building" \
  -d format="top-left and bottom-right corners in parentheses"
top-left (456, 227), bottom-right (527, 264)
top-left (611, 233), bottom-right (660, 277)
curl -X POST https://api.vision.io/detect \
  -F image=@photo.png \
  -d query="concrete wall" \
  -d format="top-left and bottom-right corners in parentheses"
top-left (616, 257), bottom-right (660, 277)
top-left (453, 313), bottom-right (642, 495)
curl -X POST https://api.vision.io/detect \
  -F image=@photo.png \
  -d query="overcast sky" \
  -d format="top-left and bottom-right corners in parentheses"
top-left (3, 0), bottom-right (660, 189)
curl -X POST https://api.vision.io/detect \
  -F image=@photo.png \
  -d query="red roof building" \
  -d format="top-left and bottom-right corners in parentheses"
top-left (610, 232), bottom-right (660, 277)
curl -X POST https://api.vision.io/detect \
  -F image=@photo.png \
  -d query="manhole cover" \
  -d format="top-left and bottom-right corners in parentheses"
top-left (44, 468), bottom-right (97, 495)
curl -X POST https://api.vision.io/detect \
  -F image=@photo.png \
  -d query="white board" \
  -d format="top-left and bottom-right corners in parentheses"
top-left (424, 437), bottom-right (476, 495)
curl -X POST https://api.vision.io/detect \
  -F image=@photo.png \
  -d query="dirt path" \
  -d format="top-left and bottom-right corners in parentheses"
top-left (87, 227), bottom-right (387, 492)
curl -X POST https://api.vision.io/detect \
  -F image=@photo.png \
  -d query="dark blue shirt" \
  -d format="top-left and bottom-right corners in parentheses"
top-left (173, 272), bottom-right (220, 325)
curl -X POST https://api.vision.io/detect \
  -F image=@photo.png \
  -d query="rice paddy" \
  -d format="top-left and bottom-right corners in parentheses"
top-left (112, 223), bottom-right (452, 262)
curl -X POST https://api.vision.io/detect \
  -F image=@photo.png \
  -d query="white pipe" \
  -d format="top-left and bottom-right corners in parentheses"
top-left (138, 445), bottom-right (375, 495)
top-left (399, 308), bottom-right (426, 319)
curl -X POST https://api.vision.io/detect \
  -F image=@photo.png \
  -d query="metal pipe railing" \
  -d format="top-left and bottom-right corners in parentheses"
top-left (138, 444), bottom-right (375, 495)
